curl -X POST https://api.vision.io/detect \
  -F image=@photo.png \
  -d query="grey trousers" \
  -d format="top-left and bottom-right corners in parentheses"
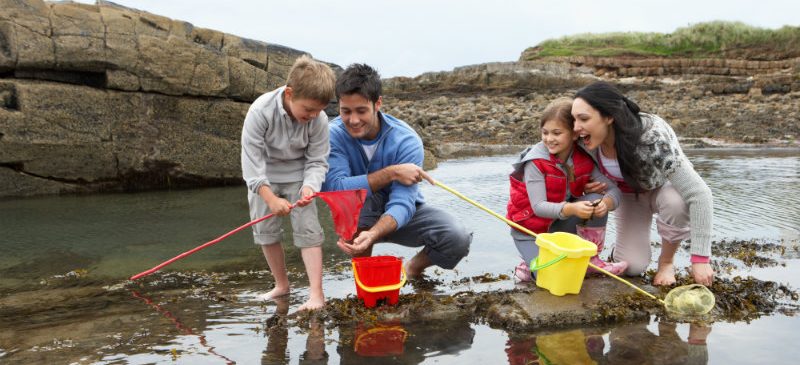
top-left (359, 192), bottom-right (473, 270)
top-left (511, 193), bottom-right (606, 265)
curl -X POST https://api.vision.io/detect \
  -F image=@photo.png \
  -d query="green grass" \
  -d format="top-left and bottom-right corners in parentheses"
top-left (522, 21), bottom-right (800, 60)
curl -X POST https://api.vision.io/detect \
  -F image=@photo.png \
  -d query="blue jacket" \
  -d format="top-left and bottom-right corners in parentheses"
top-left (323, 112), bottom-right (425, 229)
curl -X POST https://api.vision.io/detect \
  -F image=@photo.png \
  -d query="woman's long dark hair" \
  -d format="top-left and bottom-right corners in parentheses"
top-left (575, 81), bottom-right (645, 192)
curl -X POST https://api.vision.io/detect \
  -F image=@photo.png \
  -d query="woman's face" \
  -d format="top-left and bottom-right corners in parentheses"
top-left (572, 97), bottom-right (613, 150)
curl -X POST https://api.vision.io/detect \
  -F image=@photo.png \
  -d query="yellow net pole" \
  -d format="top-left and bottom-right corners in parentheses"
top-left (433, 180), bottom-right (666, 306)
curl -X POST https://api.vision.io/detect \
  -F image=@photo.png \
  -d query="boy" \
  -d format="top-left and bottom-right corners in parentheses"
top-left (241, 55), bottom-right (335, 311)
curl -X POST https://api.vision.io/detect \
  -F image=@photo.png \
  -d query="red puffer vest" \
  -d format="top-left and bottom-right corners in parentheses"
top-left (506, 146), bottom-right (594, 234)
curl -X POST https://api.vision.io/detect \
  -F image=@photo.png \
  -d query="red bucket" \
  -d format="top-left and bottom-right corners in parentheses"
top-left (354, 323), bottom-right (408, 357)
top-left (351, 256), bottom-right (406, 308)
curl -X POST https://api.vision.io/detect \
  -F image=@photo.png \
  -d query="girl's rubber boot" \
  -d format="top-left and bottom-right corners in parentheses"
top-left (514, 261), bottom-right (533, 282)
top-left (576, 225), bottom-right (629, 276)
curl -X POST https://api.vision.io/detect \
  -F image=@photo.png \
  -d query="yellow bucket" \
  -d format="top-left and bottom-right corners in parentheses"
top-left (531, 232), bottom-right (597, 296)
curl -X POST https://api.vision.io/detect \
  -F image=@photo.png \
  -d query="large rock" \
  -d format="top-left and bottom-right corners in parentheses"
top-left (0, 0), bottom-right (341, 197)
top-left (0, 79), bottom-right (245, 197)
top-left (0, 0), bottom-right (321, 101)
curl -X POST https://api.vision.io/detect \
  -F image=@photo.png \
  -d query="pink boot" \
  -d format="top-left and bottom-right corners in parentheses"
top-left (577, 225), bottom-right (628, 276)
top-left (514, 261), bottom-right (533, 282)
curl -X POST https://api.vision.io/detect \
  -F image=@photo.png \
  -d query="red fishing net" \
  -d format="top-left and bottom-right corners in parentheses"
top-left (315, 189), bottom-right (367, 241)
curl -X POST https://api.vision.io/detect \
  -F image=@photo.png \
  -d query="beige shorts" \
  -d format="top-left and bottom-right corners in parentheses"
top-left (247, 181), bottom-right (324, 248)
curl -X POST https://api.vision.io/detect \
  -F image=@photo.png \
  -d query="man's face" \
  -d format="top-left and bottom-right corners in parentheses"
top-left (338, 93), bottom-right (382, 140)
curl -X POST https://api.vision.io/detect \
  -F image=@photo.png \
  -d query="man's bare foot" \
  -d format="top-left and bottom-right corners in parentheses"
top-left (256, 286), bottom-right (290, 302)
top-left (296, 296), bottom-right (325, 312)
top-left (653, 262), bottom-right (676, 286)
top-left (404, 251), bottom-right (433, 280)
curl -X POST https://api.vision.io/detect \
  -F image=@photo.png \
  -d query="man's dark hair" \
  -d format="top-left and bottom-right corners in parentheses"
top-left (335, 63), bottom-right (382, 103)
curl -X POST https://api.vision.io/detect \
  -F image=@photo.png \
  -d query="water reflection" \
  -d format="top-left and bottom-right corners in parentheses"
top-left (505, 321), bottom-right (711, 365)
top-left (606, 322), bottom-right (711, 365)
top-left (337, 320), bottom-right (475, 364)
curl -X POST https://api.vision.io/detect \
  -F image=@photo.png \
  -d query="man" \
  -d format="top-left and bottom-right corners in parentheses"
top-left (322, 63), bottom-right (472, 278)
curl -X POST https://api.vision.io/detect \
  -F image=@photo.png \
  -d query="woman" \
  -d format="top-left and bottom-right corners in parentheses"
top-left (571, 81), bottom-right (714, 286)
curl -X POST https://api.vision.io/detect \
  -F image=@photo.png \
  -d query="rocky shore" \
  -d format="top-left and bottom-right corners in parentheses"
top-left (1, 1), bottom-right (798, 198)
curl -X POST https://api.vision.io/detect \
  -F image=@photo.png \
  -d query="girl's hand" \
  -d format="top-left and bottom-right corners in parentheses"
top-left (592, 199), bottom-right (609, 218)
top-left (564, 201), bottom-right (596, 219)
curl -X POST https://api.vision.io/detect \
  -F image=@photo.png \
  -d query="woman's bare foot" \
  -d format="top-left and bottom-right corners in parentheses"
top-left (297, 296), bottom-right (325, 312)
top-left (256, 286), bottom-right (290, 302)
top-left (653, 262), bottom-right (676, 286)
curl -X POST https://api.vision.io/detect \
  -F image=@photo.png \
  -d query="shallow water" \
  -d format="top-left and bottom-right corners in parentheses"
top-left (0, 149), bottom-right (798, 364)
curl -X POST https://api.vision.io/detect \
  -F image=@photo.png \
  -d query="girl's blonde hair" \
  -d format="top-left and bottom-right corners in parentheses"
top-left (540, 97), bottom-right (575, 129)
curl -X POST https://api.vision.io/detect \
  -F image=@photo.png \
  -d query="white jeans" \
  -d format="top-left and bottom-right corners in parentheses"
top-left (612, 183), bottom-right (691, 275)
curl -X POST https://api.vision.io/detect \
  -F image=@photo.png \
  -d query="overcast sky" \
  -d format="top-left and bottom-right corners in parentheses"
top-left (77, 0), bottom-right (799, 78)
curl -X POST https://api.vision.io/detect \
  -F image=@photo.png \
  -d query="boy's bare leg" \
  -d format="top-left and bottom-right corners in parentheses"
top-left (404, 249), bottom-right (433, 279)
top-left (259, 243), bottom-right (290, 300)
top-left (653, 240), bottom-right (679, 286)
top-left (297, 246), bottom-right (324, 311)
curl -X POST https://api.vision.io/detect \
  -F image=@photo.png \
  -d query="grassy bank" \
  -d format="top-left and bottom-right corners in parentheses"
top-left (521, 21), bottom-right (800, 60)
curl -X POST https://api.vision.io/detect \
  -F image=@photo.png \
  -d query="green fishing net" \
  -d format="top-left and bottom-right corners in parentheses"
top-left (664, 284), bottom-right (715, 316)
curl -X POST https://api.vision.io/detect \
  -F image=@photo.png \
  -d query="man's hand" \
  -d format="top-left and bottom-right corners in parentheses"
top-left (295, 186), bottom-right (315, 207)
top-left (690, 262), bottom-right (714, 286)
top-left (392, 163), bottom-right (434, 185)
top-left (584, 181), bottom-right (608, 195)
top-left (337, 230), bottom-right (378, 256)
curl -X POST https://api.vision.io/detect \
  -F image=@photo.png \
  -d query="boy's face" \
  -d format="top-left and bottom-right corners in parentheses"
top-left (338, 93), bottom-right (382, 140)
top-left (284, 87), bottom-right (327, 123)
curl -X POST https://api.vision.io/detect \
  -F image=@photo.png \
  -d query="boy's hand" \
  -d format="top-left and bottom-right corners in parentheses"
top-left (266, 196), bottom-right (292, 216)
top-left (336, 230), bottom-right (376, 256)
top-left (392, 164), bottom-right (434, 185)
top-left (295, 186), bottom-right (315, 207)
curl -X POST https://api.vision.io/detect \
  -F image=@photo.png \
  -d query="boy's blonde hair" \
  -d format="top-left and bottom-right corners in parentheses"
top-left (540, 97), bottom-right (575, 129)
top-left (286, 55), bottom-right (336, 104)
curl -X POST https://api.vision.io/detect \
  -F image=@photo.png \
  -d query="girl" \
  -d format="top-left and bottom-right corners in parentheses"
top-left (572, 81), bottom-right (714, 286)
top-left (506, 98), bottom-right (627, 282)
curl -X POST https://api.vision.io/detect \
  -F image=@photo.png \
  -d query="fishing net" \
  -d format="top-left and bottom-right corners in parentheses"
top-left (664, 284), bottom-right (715, 316)
top-left (315, 189), bottom-right (367, 241)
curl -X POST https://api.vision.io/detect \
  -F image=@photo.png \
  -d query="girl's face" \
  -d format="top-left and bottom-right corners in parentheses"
top-left (572, 97), bottom-right (613, 150)
top-left (541, 118), bottom-right (575, 158)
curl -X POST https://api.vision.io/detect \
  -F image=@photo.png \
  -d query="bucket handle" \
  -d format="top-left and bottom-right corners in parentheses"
top-left (351, 261), bottom-right (407, 293)
top-left (529, 254), bottom-right (567, 272)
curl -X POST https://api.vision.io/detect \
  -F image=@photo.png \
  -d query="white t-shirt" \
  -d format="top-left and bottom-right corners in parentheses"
top-left (599, 146), bottom-right (623, 179)
top-left (361, 143), bottom-right (378, 161)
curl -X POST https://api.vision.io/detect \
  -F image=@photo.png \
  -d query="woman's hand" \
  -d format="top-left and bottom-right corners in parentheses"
top-left (584, 181), bottom-right (608, 195)
top-left (690, 262), bottom-right (714, 286)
